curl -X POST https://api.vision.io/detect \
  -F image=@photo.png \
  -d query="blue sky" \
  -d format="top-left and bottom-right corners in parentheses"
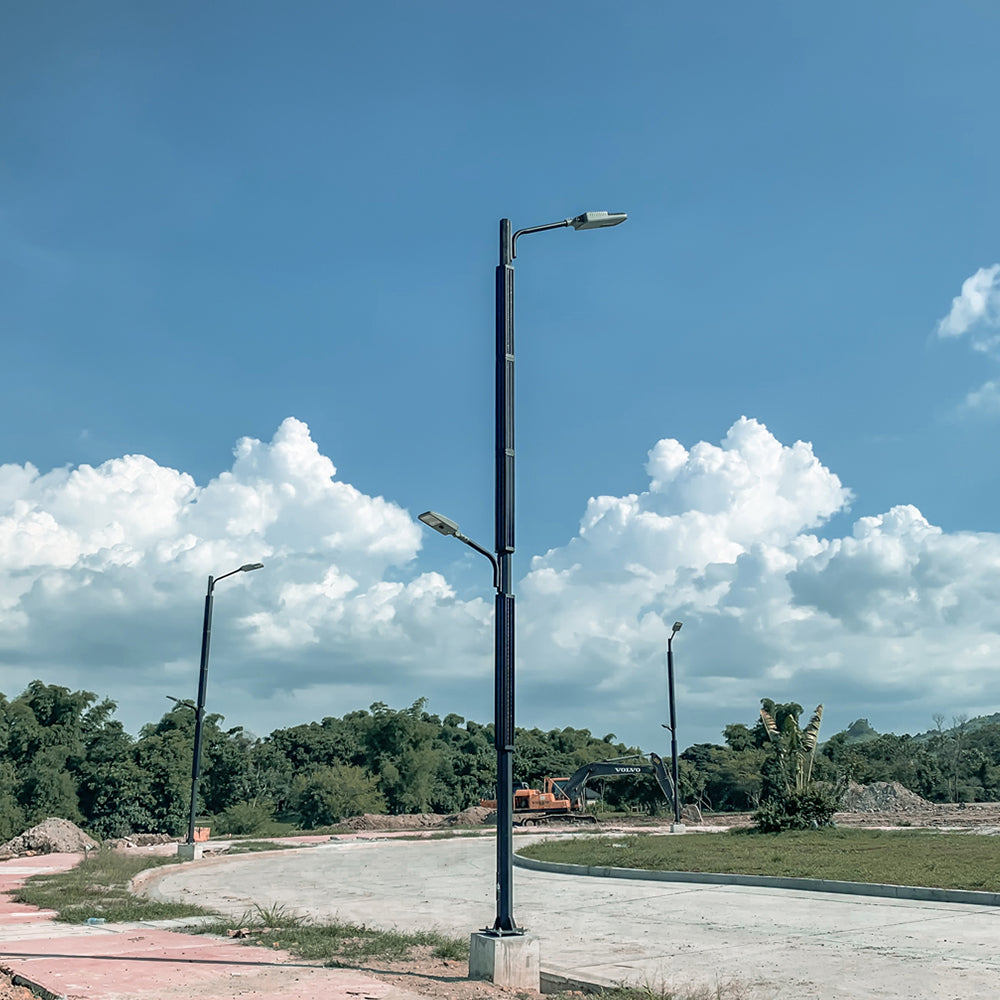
top-left (3, 2), bottom-right (1000, 753)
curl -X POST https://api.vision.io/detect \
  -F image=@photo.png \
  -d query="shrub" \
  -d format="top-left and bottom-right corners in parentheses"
top-left (752, 785), bottom-right (842, 833)
top-left (213, 801), bottom-right (275, 836)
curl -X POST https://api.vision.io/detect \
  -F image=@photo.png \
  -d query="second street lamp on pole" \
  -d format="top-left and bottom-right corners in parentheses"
top-left (418, 511), bottom-right (499, 589)
top-left (184, 562), bottom-right (263, 852)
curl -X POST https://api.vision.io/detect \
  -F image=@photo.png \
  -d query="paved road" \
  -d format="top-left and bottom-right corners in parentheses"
top-left (145, 835), bottom-right (1000, 999)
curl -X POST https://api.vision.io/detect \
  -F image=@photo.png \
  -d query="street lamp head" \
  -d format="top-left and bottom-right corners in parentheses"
top-left (672, 621), bottom-right (683, 633)
top-left (418, 510), bottom-right (460, 537)
top-left (569, 211), bottom-right (628, 230)
top-left (239, 563), bottom-right (264, 572)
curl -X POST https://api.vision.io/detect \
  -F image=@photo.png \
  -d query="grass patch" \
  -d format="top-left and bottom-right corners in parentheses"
top-left (519, 828), bottom-right (1000, 891)
top-left (14, 848), bottom-right (212, 924)
top-left (195, 904), bottom-right (469, 965)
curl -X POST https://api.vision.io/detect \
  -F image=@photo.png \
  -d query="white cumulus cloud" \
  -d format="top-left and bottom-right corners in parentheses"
top-left (936, 264), bottom-right (1000, 420)
top-left (962, 379), bottom-right (1000, 416)
top-left (516, 419), bottom-right (1000, 747)
top-left (2, 415), bottom-right (1000, 750)
top-left (0, 418), bottom-right (493, 735)
top-left (937, 264), bottom-right (1000, 345)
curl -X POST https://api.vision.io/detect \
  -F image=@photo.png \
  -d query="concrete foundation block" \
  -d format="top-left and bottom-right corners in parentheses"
top-left (670, 822), bottom-right (687, 834)
top-left (468, 931), bottom-right (540, 990)
top-left (176, 843), bottom-right (204, 860)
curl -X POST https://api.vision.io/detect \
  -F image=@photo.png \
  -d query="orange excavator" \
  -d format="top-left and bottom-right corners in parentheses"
top-left (480, 753), bottom-right (675, 826)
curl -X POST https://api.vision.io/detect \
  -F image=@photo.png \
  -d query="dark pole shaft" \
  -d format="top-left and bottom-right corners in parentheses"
top-left (667, 637), bottom-right (681, 823)
top-left (493, 218), bottom-right (518, 933)
top-left (188, 576), bottom-right (215, 844)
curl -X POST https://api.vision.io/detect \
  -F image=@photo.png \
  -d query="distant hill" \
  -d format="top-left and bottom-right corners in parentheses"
top-left (910, 712), bottom-right (1000, 743)
top-left (839, 718), bottom-right (880, 744)
top-left (826, 713), bottom-right (1000, 747)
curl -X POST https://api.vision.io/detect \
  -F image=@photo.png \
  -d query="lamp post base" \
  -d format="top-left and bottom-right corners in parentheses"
top-left (469, 931), bottom-right (539, 990)
top-left (176, 843), bottom-right (204, 860)
top-left (670, 822), bottom-right (687, 834)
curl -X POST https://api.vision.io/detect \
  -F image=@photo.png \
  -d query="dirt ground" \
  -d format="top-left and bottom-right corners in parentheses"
top-left (0, 970), bottom-right (37, 1000)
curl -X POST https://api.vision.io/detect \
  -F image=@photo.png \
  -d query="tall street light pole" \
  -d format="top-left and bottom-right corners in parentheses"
top-left (666, 621), bottom-right (683, 827)
top-left (419, 211), bottom-right (628, 940)
top-left (493, 210), bottom-right (626, 934)
top-left (186, 562), bottom-right (264, 846)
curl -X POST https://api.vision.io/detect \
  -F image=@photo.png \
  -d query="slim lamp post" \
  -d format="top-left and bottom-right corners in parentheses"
top-left (493, 210), bottom-right (625, 932)
top-left (419, 211), bottom-right (626, 938)
top-left (186, 562), bottom-right (263, 845)
top-left (666, 621), bottom-right (683, 825)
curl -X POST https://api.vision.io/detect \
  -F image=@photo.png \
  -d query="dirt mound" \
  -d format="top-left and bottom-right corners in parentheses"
top-left (342, 813), bottom-right (446, 831)
top-left (104, 832), bottom-right (175, 849)
top-left (840, 781), bottom-right (932, 813)
top-left (342, 807), bottom-right (492, 831)
top-left (446, 806), bottom-right (492, 826)
top-left (1, 817), bottom-right (99, 856)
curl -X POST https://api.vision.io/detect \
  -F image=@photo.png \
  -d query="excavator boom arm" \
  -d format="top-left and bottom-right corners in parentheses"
top-left (555, 753), bottom-right (675, 812)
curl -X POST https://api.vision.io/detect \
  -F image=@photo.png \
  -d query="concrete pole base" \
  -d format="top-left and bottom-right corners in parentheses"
top-left (176, 843), bottom-right (204, 860)
top-left (670, 822), bottom-right (687, 834)
top-left (468, 932), bottom-right (539, 991)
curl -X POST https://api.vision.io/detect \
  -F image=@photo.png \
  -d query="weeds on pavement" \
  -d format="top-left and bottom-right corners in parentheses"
top-left (195, 903), bottom-right (470, 965)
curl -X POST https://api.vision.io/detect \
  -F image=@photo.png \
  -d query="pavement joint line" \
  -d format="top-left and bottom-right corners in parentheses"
top-left (513, 851), bottom-right (1000, 907)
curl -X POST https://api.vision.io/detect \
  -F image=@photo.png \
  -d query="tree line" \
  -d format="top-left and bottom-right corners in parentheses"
top-left (679, 701), bottom-right (1000, 813)
top-left (3, 681), bottom-right (999, 842)
top-left (0, 681), bottom-right (659, 840)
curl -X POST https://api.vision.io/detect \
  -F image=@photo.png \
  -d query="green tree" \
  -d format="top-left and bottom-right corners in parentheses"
top-left (132, 715), bottom-right (194, 836)
top-left (293, 764), bottom-right (386, 827)
top-left (0, 760), bottom-right (26, 841)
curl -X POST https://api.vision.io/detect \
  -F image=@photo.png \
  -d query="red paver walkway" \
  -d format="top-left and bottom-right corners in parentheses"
top-left (0, 851), bottom-right (423, 1000)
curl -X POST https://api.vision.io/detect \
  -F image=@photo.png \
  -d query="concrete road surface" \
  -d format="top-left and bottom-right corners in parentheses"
top-left (143, 834), bottom-right (1000, 999)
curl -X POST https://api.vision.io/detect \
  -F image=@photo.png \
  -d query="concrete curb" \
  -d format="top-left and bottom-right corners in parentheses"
top-left (513, 852), bottom-right (1000, 907)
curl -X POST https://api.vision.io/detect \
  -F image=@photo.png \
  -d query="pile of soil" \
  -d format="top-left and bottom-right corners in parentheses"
top-left (342, 807), bottom-right (492, 831)
top-left (446, 806), bottom-right (493, 826)
top-left (840, 781), bottom-right (932, 813)
top-left (104, 832), bottom-right (175, 849)
top-left (1, 818), bottom-right (99, 856)
top-left (342, 813), bottom-right (445, 831)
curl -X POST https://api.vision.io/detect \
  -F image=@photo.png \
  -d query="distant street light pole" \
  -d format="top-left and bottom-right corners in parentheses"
top-left (186, 562), bottom-right (264, 845)
top-left (665, 621), bottom-right (683, 825)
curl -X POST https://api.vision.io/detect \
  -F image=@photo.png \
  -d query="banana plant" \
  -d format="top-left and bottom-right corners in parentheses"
top-left (760, 704), bottom-right (824, 795)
